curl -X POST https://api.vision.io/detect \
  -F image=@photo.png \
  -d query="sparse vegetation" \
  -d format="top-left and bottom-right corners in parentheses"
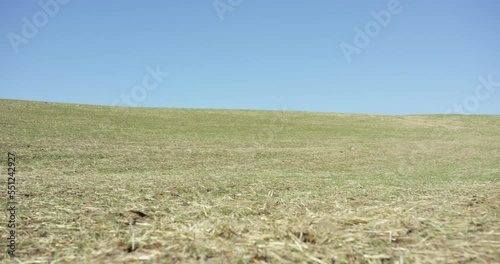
top-left (1, 99), bottom-right (499, 263)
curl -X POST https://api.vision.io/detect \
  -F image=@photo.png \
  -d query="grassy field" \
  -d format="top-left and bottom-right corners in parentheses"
top-left (0, 99), bottom-right (499, 263)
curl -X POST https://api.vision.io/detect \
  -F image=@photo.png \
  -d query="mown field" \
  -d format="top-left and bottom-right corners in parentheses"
top-left (0, 99), bottom-right (499, 263)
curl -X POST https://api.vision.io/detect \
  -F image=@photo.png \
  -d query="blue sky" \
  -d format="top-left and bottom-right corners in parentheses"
top-left (1, 0), bottom-right (499, 114)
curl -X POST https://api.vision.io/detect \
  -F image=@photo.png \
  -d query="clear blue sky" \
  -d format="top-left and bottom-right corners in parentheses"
top-left (1, 0), bottom-right (499, 114)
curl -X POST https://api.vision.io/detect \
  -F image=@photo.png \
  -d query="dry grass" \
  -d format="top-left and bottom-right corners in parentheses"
top-left (0, 99), bottom-right (499, 263)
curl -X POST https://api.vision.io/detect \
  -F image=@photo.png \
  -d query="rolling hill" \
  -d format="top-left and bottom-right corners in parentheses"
top-left (1, 99), bottom-right (499, 263)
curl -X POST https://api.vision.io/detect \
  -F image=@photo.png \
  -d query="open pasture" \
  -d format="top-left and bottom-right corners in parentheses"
top-left (1, 99), bottom-right (499, 263)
